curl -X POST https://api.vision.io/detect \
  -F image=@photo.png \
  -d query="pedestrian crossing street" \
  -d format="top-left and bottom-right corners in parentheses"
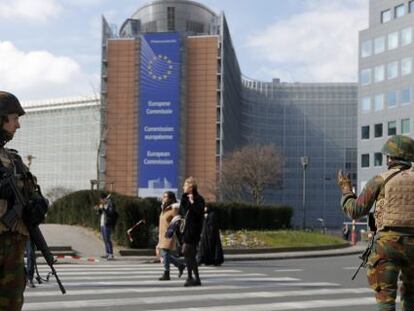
top-left (23, 262), bottom-right (376, 311)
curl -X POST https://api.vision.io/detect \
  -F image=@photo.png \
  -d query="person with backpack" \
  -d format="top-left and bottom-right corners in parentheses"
top-left (156, 191), bottom-right (185, 280)
top-left (95, 193), bottom-right (118, 260)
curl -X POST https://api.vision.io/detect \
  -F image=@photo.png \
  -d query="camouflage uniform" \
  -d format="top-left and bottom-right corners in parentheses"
top-left (0, 232), bottom-right (26, 310)
top-left (0, 91), bottom-right (28, 311)
top-left (339, 135), bottom-right (414, 311)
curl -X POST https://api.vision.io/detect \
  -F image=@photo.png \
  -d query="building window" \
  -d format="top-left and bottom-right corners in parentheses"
top-left (410, 0), bottom-right (414, 12)
top-left (375, 94), bottom-right (385, 111)
top-left (167, 7), bottom-right (175, 31)
top-left (374, 65), bottom-right (384, 82)
top-left (400, 88), bottom-right (411, 104)
top-left (401, 118), bottom-right (411, 134)
top-left (387, 61), bottom-right (398, 80)
top-left (361, 126), bottom-right (370, 139)
top-left (395, 4), bottom-right (406, 18)
top-left (388, 32), bottom-right (399, 50)
top-left (186, 20), bottom-right (204, 33)
top-left (374, 153), bottom-right (383, 166)
top-left (388, 121), bottom-right (397, 135)
top-left (361, 40), bottom-right (372, 57)
top-left (401, 57), bottom-right (412, 76)
top-left (401, 27), bottom-right (412, 46)
top-left (360, 69), bottom-right (371, 85)
top-left (374, 123), bottom-right (383, 138)
top-left (361, 154), bottom-right (370, 168)
top-left (143, 21), bottom-right (157, 32)
top-left (361, 96), bottom-right (371, 112)
top-left (381, 9), bottom-right (392, 23)
top-left (388, 90), bottom-right (398, 108)
top-left (374, 36), bottom-right (385, 54)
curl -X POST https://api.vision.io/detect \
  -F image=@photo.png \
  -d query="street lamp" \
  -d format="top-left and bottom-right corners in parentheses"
top-left (300, 156), bottom-right (309, 229)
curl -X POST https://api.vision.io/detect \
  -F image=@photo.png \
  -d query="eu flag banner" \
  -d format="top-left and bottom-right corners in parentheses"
top-left (138, 32), bottom-right (181, 198)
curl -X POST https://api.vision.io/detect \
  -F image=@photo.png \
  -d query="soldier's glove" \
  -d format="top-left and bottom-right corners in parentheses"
top-left (337, 169), bottom-right (353, 195)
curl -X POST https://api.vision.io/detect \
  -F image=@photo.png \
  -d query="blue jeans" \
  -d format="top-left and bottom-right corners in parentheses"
top-left (160, 249), bottom-right (184, 272)
top-left (100, 226), bottom-right (113, 255)
top-left (25, 239), bottom-right (35, 281)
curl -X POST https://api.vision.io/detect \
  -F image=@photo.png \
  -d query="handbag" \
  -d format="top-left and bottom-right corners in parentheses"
top-left (180, 210), bottom-right (189, 234)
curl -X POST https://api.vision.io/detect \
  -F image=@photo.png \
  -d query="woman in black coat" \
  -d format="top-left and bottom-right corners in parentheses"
top-left (197, 206), bottom-right (224, 266)
top-left (180, 177), bottom-right (205, 287)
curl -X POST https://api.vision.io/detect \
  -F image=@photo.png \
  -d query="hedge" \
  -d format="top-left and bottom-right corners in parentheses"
top-left (46, 190), bottom-right (293, 248)
top-left (46, 190), bottom-right (160, 248)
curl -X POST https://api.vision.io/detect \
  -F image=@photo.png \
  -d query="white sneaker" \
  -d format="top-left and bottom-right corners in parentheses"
top-left (106, 254), bottom-right (114, 260)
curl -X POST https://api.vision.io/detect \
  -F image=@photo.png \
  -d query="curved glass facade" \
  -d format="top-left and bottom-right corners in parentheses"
top-left (120, 0), bottom-right (219, 37)
top-left (9, 96), bottom-right (100, 195)
top-left (241, 79), bottom-right (357, 227)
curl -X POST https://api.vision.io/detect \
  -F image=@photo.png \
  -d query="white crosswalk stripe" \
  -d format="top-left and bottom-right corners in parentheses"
top-left (23, 262), bottom-right (376, 311)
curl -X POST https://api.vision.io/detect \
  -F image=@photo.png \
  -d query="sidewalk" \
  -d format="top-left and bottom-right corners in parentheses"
top-left (40, 224), bottom-right (104, 258)
top-left (41, 224), bottom-right (366, 263)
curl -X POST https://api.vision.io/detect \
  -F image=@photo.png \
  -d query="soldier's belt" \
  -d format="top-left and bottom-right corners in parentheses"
top-left (382, 227), bottom-right (414, 235)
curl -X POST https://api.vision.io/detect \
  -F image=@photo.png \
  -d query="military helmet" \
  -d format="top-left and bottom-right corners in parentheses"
top-left (381, 135), bottom-right (414, 162)
top-left (0, 91), bottom-right (25, 117)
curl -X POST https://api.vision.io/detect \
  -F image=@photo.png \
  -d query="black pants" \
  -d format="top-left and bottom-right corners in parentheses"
top-left (182, 243), bottom-right (200, 280)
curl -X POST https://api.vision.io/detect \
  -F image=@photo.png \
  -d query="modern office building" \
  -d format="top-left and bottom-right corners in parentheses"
top-left (101, 0), bottom-right (358, 227)
top-left (9, 96), bottom-right (100, 195)
top-left (242, 80), bottom-right (357, 227)
top-left (358, 0), bottom-right (414, 192)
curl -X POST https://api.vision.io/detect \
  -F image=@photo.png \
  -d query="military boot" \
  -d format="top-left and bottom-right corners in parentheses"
top-left (159, 271), bottom-right (170, 281)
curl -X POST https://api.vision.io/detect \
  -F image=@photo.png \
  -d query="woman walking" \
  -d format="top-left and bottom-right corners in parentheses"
top-left (156, 191), bottom-right (185, 280)
top-left (180, 177), bottom-right (205, 286)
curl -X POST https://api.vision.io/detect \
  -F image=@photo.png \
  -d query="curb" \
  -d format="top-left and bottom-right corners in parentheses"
top-left (116, 243), bottom-right (366, 263)
top-left (119, 242), bottom-right (351, 257)
top-left (222, 246), bottom-right (364, 261)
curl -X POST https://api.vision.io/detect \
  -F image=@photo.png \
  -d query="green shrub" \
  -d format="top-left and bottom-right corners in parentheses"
top-left (47, 190), bottom-right (293, 248)
top-left (47, 190), bottom-right (160, 248)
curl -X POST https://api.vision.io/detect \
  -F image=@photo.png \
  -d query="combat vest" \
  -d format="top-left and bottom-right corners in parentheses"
top-left (375, 168), bottom-right (414, 230)
top-left (0, 147), bottom-right (29, 236)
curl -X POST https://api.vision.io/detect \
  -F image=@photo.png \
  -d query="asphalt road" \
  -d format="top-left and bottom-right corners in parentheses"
top-left (23, 255), bottom-right (396, 311)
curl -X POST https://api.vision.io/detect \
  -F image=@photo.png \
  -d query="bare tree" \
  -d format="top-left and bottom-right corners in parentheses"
top-left (45, 187), bottom-right (74, 204)
top-left (219, 145), bottom-right (283, 205)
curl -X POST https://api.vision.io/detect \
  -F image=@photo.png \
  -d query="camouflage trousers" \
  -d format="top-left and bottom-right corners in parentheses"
top-left (0, 231), bottom-right (26, 311)
top-left (367, 232), bottom-right (414, 311)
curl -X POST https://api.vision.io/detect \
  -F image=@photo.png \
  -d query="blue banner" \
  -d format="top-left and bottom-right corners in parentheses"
top-left (138, 32), bottom-right (180, 198)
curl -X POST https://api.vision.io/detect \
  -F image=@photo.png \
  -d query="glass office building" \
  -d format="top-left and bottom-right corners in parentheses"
top-left (358, 0), bottom-right (414, 192)
top-left (101, 0), bottom-right (358, 227)
top-left (242, 79), bottom-right (357, 227)
top-left (9, 96), bottom-right (100, 195)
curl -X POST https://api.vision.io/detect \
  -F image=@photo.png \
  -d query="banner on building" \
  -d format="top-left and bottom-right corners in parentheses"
top-left (138, 32), bottom-right (180, 198)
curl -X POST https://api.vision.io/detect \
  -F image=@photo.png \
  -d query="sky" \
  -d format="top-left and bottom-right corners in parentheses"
top-left (0, 0), bottom-right (369, 101)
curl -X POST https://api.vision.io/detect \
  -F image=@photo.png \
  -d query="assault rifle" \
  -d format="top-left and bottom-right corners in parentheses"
top-left (351, 231), bottom-right (375, 280)
top-left (0, 169), bottom-right (66, 294)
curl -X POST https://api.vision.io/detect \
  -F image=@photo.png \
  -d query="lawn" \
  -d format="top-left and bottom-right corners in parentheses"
top-left (221, 230), bottom-right (346, 248)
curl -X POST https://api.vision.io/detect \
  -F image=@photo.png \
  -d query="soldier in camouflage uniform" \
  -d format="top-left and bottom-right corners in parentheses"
top-left (338, 135), bottom-right (414, 311)
top-left (0, 91), bottom-right (28, 311)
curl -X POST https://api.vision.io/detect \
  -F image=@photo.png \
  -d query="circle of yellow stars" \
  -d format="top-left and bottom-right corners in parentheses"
top-left (147, 54), bottom-right (174, 80)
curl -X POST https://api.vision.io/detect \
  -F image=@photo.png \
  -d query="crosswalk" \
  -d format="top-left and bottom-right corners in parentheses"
top-left (23, 262), bottom-right (377, 311)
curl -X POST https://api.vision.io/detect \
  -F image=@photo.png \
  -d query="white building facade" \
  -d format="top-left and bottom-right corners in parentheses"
top-left (9, 96), bottom-right (101, 195)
